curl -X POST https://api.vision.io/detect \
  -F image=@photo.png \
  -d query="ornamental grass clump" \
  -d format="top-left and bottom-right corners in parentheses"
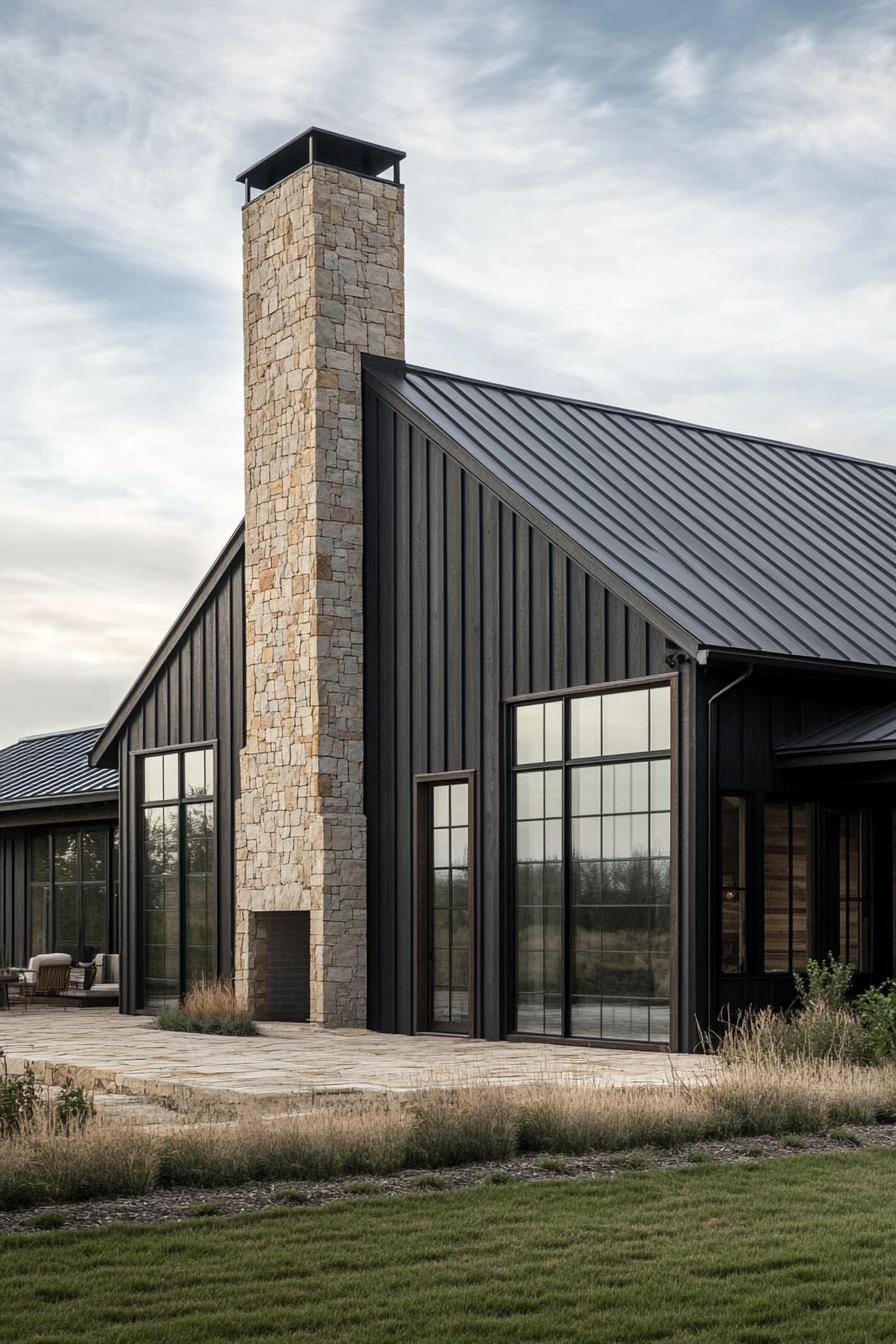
top-left (156, 978), bottom-right (259, 1036)
top-left (514, 1080), bottom-right (714, 1154)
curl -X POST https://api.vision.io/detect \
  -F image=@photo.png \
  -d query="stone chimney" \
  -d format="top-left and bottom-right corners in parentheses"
top-left (234, 128), bottom-right (405, 1026)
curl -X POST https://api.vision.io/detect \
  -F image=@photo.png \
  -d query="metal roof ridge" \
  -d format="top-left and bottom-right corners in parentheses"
top-left (11, 724), bottom-right (105, 746)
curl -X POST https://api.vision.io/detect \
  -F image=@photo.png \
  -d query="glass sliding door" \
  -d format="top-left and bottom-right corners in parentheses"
top-left (420, 776), bottom-right (472, 1033)
top-left (512, 680), bottom-right (673, 1046)
top-left (140, 746), bottom-right (216, 1009)
top-left (27, 827), bottom-right (115, 962)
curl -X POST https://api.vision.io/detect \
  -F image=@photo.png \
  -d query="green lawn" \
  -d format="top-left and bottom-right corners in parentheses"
top-left (4, 1152), bottom-right (896, 1343)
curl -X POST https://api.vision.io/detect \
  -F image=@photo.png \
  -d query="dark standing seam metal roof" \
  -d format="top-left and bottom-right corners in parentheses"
top-left (365, 359), bottom-right (896, 668)
top-left (0, 726), bottom-right (118, 807)
top-left (778, 702), bottom-right (896, 760)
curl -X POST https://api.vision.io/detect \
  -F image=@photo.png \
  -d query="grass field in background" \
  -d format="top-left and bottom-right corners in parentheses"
top-left (4, 1151), bottom-right (896, 1343)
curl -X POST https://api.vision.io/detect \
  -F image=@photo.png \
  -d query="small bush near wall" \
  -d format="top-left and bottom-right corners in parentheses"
top-left (156, 979), bottom-right (259, 1037)
top-left (714, 957), bottom-right (896, 1067)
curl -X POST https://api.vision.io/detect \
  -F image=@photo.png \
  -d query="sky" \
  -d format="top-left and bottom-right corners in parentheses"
top-left (1, 0), bottom-right (895, 745)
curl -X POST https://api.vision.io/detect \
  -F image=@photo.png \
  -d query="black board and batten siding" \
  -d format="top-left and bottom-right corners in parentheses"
top-left (0, 831), bottom-right (26, 966)
top-left (111, 544), bottom-right (245, 1013)
top-left (363, 385), bottom-right (681, 1041)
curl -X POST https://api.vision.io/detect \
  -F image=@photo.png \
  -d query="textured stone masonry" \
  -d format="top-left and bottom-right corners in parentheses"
top-left (235, 163), bottom-right (405, 1025)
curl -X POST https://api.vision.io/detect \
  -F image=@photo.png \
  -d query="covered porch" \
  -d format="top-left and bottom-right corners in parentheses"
top-left (716, 700), bottom-right (896, 1025)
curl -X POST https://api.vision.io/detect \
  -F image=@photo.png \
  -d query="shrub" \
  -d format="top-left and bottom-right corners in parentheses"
top-left (157, 979), bottom-right (259, 1036)
top-left (0, 1057), bottom-right (40, 1137)
top-left (54, 1080), bottom-right (96, 1134)
top-left (856, 982), bottom-right (896, 1062)
top-left (796, 956), bottom-right (855, 1013)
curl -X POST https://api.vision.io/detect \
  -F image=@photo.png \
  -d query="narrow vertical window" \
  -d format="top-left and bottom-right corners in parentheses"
top-left (720, 795), bottom-right (747, 975)
top-left (838, 809), bottom-right (871, 973)
top-left (515, 767), bottom-right (563, 1036)
top-left (763, 801), bottom-right (812, 973)
top-left (425, 779), bottom-right (471, 1032)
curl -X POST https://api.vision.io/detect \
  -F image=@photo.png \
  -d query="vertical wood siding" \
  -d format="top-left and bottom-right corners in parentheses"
top-left (116, 550), bottom-right (245, 1013)
top-left (363, 389), bottom-right (672, 1038)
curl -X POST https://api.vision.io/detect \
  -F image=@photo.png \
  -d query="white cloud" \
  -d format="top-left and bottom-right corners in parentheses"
top-left (654, 42), bottom-right (713, 105)
top-left (1, 1), bottom-right (896, 741)
top-left (731, 26), bottom-right (896, 165)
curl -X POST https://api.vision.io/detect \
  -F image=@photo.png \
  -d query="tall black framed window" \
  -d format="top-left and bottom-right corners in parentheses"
top-left (512, 679), bottom-right (673, 1046)
top-left (763, 801), bottom-right (812, 973)
top-left (415, 773), bottom-right (474, 1034)
top-left (720, 795), bottom-right (748, 975)
top-left (837, 808), bottom-right (871, 973)
top-left (28, 826), bottom-right (118, 962)
top-left (140, 746), bottom-right (215, 1009)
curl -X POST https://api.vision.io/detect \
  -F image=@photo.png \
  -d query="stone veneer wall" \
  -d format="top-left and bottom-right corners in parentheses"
top-left (236, 162), bottom-right (404, 1026)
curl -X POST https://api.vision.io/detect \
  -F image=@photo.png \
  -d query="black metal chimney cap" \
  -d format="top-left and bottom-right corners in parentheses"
top-left (236, 127), bottom-right (405, 197)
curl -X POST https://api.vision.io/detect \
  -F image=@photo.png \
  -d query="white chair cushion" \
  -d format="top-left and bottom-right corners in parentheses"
top-left (27, 953), bottom-right (72, 972)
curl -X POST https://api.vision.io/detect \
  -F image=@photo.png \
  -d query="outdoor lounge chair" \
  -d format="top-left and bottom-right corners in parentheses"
top-left (21, 953), bottom-right (72, 1007)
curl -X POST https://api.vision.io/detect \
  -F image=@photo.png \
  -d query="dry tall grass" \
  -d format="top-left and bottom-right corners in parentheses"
top-left (2, 1054), bottom-right (896, 1211)
top-left (156, 978), bottom-right (258, 1035)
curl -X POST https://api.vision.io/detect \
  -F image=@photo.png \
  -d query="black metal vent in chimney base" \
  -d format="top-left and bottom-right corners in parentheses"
top-left (236, 126), bottom-right (405, 202)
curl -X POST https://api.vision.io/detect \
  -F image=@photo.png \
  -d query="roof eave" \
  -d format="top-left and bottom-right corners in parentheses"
top-left (697, 647), bottom-right (896, 678)
top-left (0, 788), bottom-right (119, 815)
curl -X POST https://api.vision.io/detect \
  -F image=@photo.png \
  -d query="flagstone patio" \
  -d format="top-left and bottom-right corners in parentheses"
top-left (0, 1009), bottom-right (715, 1110)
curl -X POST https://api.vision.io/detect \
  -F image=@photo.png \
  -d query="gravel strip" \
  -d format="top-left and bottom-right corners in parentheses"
top-left (3, 1122), bottom-right (896, 1236)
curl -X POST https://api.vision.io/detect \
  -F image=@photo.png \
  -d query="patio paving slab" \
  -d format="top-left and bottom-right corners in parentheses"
top-left (0, 1009), bottom-right (714, 1109)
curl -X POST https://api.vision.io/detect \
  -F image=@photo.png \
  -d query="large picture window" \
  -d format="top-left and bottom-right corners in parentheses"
top-left (513, 680), bottom-right (673, 1045)
top-left (28, 826), bottom-right (118, 962)
top-left (141, 746), bottom-right (215, 1009)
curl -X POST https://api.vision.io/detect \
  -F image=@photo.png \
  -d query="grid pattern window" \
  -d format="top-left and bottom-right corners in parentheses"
top-left (27, 827), bottom-right (116, 962)
top-left (763, 802), bottom-right (812, 973)
top-left (429, 782), bottom-right (470, 1030)
top-left (720, 796), bottom-right (748, 975)
top-left (141, 747), bottom-right (215, 1009)
top-left (838, 809), bottom-right (871, 973)
top-left (513, 682), bottom-right (672, 1045)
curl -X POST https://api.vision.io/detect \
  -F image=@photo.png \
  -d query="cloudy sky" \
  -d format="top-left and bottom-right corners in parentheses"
top-left (1, 0), bottom-right (895, 744)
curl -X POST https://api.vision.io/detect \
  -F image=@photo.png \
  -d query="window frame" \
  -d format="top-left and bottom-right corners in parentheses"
top-left (413, 770), bottom-right (476, 1036)
top-left (717, 791), bottom-right (755, 979)
top-left (26, 824), bottom-right (119, 963)
top-left (761, 796), bottom-right (815, 976)
top-left (506, 672), bottom-right (678, 1051)
top-left (135, 740), bottom-right (217, 1009)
